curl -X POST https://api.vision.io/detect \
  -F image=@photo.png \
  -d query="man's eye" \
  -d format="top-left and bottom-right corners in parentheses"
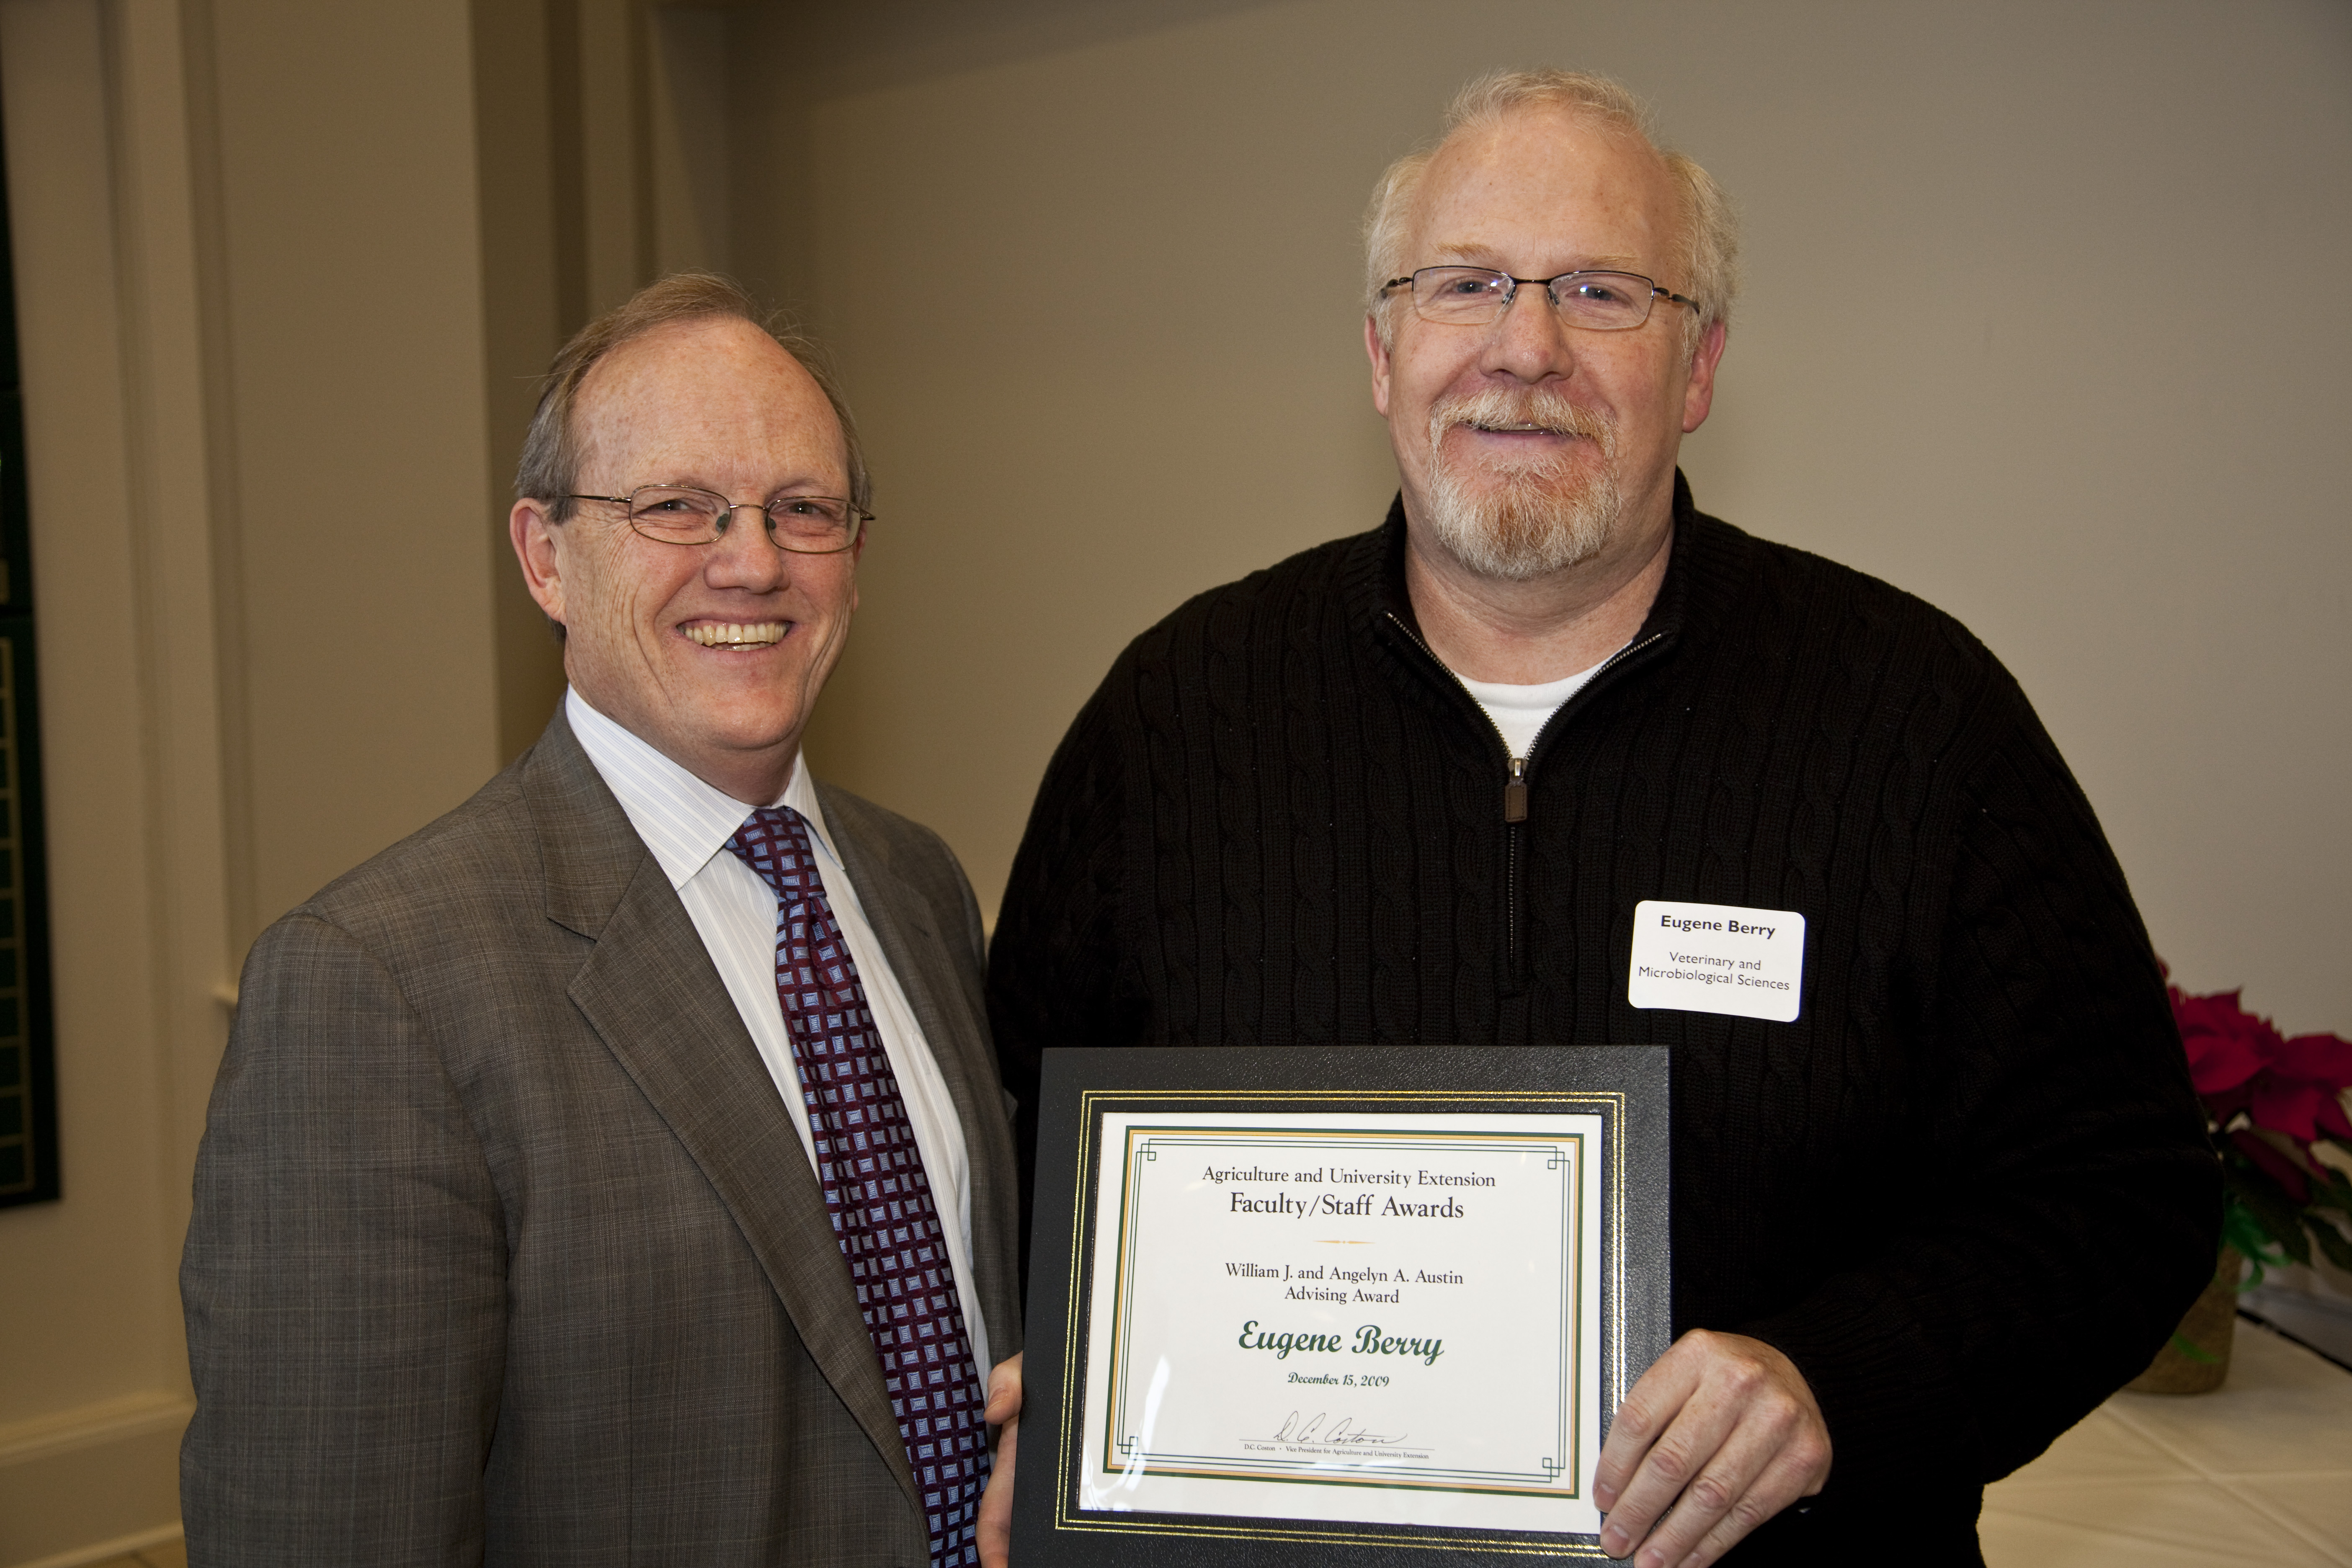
top-left (642, 498), bottom-right (699, 515)
top-left (1442, 274), bottom-right (1501, 297)
top-left (776, 499), bottom-right (846, 523)
top-left (1567, 279), bottom-right (1631, 305)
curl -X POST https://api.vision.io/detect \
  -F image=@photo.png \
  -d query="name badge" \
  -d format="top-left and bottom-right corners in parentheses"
top-left (1627, 899), bottom-right (1806, 1023)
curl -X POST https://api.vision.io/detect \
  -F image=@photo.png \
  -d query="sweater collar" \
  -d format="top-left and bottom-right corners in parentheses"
top-left (1349, 466), bottom-right (1744, 660)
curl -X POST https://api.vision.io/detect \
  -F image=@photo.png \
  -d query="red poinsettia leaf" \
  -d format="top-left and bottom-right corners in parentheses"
top-left (2249, 1081), bottom-right (2330, 1143)
top-left (2316, 1094), bottom-right (2352, 1143)
top-left (2232, 1127), bottom-right (2311, 1203)
top-left (2171, 988), bottom-right (2249, 1032)
top-left (2272, 1033), bottom-right (2352, 1091)
top-left (2184, 1029), bottom-right (2265, 1095)
top-left (2172, 988), bottom-right (2284, 1088)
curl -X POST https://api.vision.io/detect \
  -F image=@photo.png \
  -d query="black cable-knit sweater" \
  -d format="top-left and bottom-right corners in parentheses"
top-left (987, 476), bottom-right (2218, 1562)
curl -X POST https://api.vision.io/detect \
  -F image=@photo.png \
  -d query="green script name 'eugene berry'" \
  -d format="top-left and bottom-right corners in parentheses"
top-left (1237, 1320), bottom-right (1444, 1365)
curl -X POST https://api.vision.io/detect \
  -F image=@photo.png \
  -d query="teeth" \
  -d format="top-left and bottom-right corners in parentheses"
top-left (685, 622), bottom-right (785, 647)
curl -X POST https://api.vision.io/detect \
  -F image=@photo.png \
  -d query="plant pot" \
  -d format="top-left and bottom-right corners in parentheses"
top-left (2125, 1245), bottom-right (2240, 1395)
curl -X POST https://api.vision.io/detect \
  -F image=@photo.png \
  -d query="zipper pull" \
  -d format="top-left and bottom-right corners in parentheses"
top-left (1503, 756), bottom-right (1528, 823)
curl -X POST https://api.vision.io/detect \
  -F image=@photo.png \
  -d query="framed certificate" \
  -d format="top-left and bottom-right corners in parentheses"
top-left (1013, 1046), bottom-right (1669, 1564)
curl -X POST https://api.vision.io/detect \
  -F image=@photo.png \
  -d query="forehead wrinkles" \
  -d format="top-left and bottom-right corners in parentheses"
top-left (570, 320), bottom-right (844, 487)
top-left (1413, 111), bottom-right (1687, 279)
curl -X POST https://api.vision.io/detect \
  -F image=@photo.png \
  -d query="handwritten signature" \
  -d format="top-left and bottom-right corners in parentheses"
top-left (1272, 1410), bottom-right (1407, 1445)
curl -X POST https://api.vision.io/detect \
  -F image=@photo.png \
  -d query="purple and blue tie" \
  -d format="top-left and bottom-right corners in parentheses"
top-left (725, 805), bottom-right (990, 1568)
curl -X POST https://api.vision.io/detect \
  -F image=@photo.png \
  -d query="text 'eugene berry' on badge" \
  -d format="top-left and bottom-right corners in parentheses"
top-left (1627, 899), bottom-right (1807, 1024)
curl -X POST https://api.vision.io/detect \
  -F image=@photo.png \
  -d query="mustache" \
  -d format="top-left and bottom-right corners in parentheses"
top-left (1428, 386), bottom-right (1615, 451)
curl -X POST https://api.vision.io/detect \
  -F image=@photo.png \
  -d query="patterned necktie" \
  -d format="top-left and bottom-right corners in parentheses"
top-left (725, 805), bottom-right (990, 1568)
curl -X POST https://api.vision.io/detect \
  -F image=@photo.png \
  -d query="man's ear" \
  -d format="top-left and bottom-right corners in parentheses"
top-left (1682, 318), bottom-right (1728, 434)
top-left (511, 499), bottom-right (567, 624)
top-left (1365, 312), bottom-right (1394, 419)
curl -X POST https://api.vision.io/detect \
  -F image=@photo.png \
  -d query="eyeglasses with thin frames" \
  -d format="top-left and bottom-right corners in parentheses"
top-left (562, 485), bottom-right (870, 554)
top-left (1382, 266), bottom-right (1700, 332)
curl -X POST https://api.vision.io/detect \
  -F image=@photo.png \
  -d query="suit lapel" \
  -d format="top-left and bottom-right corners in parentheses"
top-left (521, 715), bottom-right (922, 1512)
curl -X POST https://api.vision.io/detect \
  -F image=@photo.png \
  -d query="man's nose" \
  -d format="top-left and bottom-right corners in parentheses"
top-left (703, 505), bottom-right (790, 586)
top-left (1481, 282), bottom-right (1576, 381)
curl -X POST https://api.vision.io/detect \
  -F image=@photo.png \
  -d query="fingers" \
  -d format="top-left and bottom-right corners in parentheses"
top-left (1594, 1336), bottom-right (1705, 1509)
top-left (978, 1412), bottom-right (1019, 1566)
top-left (1674, 1436), bottom-right (1831, 1567)
top-left (977, 1353), bottom-right (1025, 1567)
top-left (1593, 1331), bottom-right (1832, 1568)
top-left (985, 1350), bottom-right (1024, 1425)
top-left (1596, 1340), bottom-right (1751, 1560)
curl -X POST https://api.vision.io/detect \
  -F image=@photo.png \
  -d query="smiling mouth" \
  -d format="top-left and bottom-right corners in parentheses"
top-left (683, 622), bottom-right (786, 647)
top-left (1467, 420), bottom-right (1569, 435)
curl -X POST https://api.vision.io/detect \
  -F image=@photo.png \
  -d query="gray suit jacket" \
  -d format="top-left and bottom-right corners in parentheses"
top-left (181, 711), bottom-right (1022, 1566)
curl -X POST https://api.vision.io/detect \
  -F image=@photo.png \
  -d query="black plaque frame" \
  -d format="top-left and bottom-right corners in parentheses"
top-left (1014, 1045), bottom-right (1671, 1566)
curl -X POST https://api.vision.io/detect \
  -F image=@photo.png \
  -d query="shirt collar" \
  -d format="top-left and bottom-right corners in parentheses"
top-left (565, 687), bottom-right (841, 891)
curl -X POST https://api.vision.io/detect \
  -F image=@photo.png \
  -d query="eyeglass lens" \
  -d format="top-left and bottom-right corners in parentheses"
top-left (625, 486), bottom-right (859, 551)
top-left (1410, 267), bottom-right (1660, 330)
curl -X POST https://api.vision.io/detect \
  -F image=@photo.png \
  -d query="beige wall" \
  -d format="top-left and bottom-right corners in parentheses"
top-left (204, 0), bottom-right (506, 937)
top-left (0, 0), bottom-right (523, 1558)
top-left (0, 6), bottom-right (202, 1560)
top-left (0, 0), bottom-right (2344, 1561)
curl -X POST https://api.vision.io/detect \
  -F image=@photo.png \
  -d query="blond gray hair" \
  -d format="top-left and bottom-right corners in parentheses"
top-left (1363, 69), bottom-right (1738, 354)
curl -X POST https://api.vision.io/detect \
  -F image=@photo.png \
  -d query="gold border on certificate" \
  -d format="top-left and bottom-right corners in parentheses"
top-left (1050, 1088), bottom-right (1630, 1556)
top-left (1104, 1127), bottom-right (1583, 1494)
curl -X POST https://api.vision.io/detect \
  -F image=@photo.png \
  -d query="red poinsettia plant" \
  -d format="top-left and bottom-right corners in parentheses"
top-left (2168, 970), bottom-right (2352, 1283)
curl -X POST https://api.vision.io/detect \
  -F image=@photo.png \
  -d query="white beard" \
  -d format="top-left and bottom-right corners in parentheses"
top-left (1421, 385), bottom-right (1623, 581)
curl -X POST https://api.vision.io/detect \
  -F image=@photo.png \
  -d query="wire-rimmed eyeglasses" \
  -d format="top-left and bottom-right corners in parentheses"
top-left (563, 485), bottom-right (870, 553)
top-left (1381, 266), bottom-right (1700, 332)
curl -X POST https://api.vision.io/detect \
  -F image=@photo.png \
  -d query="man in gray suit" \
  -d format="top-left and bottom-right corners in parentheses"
top-left (182, 274), bottom-right (1021, 1566)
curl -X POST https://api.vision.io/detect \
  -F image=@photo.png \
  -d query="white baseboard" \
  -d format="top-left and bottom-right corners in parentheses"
top-left (9, 1524), bottom-right (182, 1568)
top-left (0, 1391), bottom-right (192, 1467)
top-left (0, 1393), bottom-right (189, 1568)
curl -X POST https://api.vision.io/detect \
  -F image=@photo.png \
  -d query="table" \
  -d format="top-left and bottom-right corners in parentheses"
top-left (1983, 1318), bottom-right (2352, 1565)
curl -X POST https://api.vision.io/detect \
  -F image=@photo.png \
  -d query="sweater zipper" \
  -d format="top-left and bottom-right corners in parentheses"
top-left (1383, 612), bottom-right (1534, 981)
top-left (1385, 614), bottom-right (1667, 986)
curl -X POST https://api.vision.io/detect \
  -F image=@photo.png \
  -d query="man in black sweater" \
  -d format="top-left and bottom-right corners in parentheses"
top-left (983, 69), bottom-right (2215, 1566)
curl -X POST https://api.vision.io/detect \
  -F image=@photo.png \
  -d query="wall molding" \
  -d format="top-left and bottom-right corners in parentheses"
top-left (0, 1390), bottom-right (188, 1568)
top-left (0, 1390), bottom-right (192, 1468)
top-left (12, 1524), bottom-right (182, 1568)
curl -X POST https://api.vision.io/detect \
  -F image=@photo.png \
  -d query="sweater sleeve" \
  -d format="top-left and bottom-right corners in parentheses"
top-left (1738, 688), bottom-right (2220, 1494)
top-left (988, 683), bottom-right (1143, 1243)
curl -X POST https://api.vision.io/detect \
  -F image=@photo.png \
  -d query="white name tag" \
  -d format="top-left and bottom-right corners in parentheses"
top-left (1627, 900), bottom-right (1807, 1023)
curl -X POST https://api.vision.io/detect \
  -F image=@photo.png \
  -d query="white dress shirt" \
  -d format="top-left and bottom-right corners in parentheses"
top-left (566, 688), bottom-right (992, 1377)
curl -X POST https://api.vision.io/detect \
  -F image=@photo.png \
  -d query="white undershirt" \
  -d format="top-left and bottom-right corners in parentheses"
top-left (566, 688), bottom-right (991, 1376)
top-left (1456, 661), bottom-right (1607, 760)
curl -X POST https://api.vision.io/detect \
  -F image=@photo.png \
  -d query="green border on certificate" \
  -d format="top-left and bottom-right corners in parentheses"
top-left (1016, 1048), bottom-right (1670, 1566)
top-left (1100, 1126), bottom-right (1586, 1497)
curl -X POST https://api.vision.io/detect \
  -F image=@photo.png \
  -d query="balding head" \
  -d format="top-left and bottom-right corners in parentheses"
top-left (516, 272), bottom-right (872, 522)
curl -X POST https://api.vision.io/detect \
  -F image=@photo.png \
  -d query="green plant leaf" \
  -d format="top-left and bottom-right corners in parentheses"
top-left (2167, 1331), bottom-right (2221, 1365)
top-left (2221, 1205), bottom-right (2285, 1287)
top-left (2224, 1168), bottom-right (2315, 1266)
